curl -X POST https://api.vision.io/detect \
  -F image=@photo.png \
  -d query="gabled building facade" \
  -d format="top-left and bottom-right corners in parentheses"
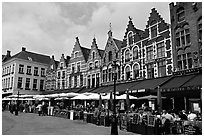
top-left (121, 8), bottom-right (173, 81)
top-left (169, 2), bottom-right (202, 71)
top-left (86, 37), bottom-right (104, 88)
top-left (67, 37), bottom-right (90, 88)
top-left (56, 54), bottom-right (70, 90)
top-left (45, 55), bottom-right (59, 91)
top-left (2, 47), bottom-right (51, 95)
top-left (101, 27), bottom-right (123, 86)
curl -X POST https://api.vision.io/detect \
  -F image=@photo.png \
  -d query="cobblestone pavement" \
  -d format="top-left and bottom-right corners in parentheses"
top-left (2, 111), bottom-right (137, 135)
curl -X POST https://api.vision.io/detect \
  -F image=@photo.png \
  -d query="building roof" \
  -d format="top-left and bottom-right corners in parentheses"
top-left (98, 49), bottom-right (105, 57)
top-left (4, 49), bottom-right (51, 65)
top-left (81, 46), bottom-right (91, 62)
top-left (113, 38), bottom-right (123, 50)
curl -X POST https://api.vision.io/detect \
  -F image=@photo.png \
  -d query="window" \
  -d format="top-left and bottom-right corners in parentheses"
top-left (25, 78), bottom-right (30, 89)
top-left (147, 64), bottom-right (154, 79)
top-left (198, 18), bottom-right (202, 41)
top-left (95, 61), bottom-right (99, 68)
top-left (108, 68), bottom-right (112, 81)
top-left (60, 63), bottom-right (63, 67)
top-left (92, 74), bottom-right (95, 88)
top-left (128, 32), bottom-right (133, 45)
top-left (17, 77), bottom-right (23, 89)
top-left (75, 52), bottom-right (78, 58)
top-left (34, 67), bottom-right (38, 76)
top-left (33, 79), bottom-right (37, 90)
top-left (80, 75), bottom-right (83, 87)
top-left (177, 53), bottom-right (192, 70)
top-left (58, 72), bottom-right (61, 79)
top-left (133, 47), bottom-right (139, 60)
top-left (62, 71), bottom-right (65, 78)
top-left (87, 75), bottom-right (91, 88)
top-left (89, 63), bottom-right (93, 70)
top-left (8, 78), bottom-right (10, 89)
top-left (157, 42), bottom-right (165, 58)
top-left (102, 70), bottom-right (107, 82)
top-left (146, 46), bottom-right (153, 60)
top-left (92, 52), bottom-right (95, 60)
top-left (62, 80), bottom-right (65, 89)
top-left (19, 64), bottom-right (24, 74)
top-left (125, 50), bottom-right (130, 62)
top-left (40, 80), bottom-right (44, 90)
top-left (125, 66), bottom-right (131, 80)
top-left (77, 62), bottom-right (80, 72)
top-left (158, 61), bottom-right (166, 77)
top-left (74, 76), bottom-right (77, 87)
top-left (151, 25), bottom-right (157, 38)
top-left (26, 66), bottom-right (31, 75)
top-left (108, 51), bottom-right (112, 62)
top-left (72, 64), bottom-right (75, 73)
top-left (96, 73), bottom-right (99, 87)
top-left (41, 68), bottom-right (45, 77)
top-left (12, 64), bottom-right (14, 73)
top-left (177, 7), bottom-right (185, 22)
top-left (133, 64), bottom-right (139, 79)
top-left (11, 77), bottom-right (13, 89)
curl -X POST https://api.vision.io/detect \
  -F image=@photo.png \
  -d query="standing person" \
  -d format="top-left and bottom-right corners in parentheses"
top-left (187, 111), bottom-right (197, 121)
top-left (36, 104), bottom-right (42, 116)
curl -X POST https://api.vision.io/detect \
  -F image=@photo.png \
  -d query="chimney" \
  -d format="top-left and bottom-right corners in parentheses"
top-left (7, 50), bottom-right (11, 57)
top-left (22, 47), bottom-right (26, 51)
top-left (66, 56), bottom-right (70, 60)
top-left (52, 55), bottom-right (54, 60)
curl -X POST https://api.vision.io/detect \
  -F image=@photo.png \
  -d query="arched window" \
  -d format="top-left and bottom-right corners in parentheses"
top-left (133, 64), bottom-right (139, 79)
top-left (92, 52), bottom-right (95, 60)
top-left (108, 51), bottom-right (112, 62)
top-left (177, 7), bottom-right (185, 22)
top-left (125, 50), bottom-right (130, 62)
top-left (125, 66), bottom-right (131, 80)
top-left (95, 61), bottom-right (99, 68)
top-left (133, 47), bottom-right (138, 60)
top-left (128, 31), bottom-right (133, 45)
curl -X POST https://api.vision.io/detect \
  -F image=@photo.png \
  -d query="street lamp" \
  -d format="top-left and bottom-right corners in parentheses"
top-left (111, 60), bottom-right (118, 135)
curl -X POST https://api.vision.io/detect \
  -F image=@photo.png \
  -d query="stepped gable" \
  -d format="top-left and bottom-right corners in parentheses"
top-left (146, 8), bottom-right (166, 28)
top-left (5, 48), bottom-right (50, 64)
top-left (81, 46), bottom-right (91, 62)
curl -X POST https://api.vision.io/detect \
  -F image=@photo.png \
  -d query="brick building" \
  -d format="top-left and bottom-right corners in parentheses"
top-left (45, 55), bottom-right (59, 91)
top-left (169, 2), bottom-right (202, 71)
top-left (121, 8), bottom-right (173, 81)
top-left (67, 37), bottom-right (90, 89)
top-left (86, 37), bottom-right (104, 88)
top-left (56, 54), bottom-right (70, 90)
top-left (101, 27), bottom-right (123, 86)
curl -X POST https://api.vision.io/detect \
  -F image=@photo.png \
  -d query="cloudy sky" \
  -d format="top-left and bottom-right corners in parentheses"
top-left (2, 2), bottom-right (170, 60)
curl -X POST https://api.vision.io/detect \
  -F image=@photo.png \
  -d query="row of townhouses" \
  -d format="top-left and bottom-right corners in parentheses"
top-left (2, 2), bottom-right (202, 100)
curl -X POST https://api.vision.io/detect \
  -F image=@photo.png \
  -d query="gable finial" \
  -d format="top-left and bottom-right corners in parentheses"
top-left (129, 16), bottom-right (132, 21)
top-left (109, 22), bottom-right (112, 31)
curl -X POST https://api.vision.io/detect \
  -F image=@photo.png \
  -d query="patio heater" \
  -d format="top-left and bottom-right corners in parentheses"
top-left (111, 60), bottom-right (118, 135)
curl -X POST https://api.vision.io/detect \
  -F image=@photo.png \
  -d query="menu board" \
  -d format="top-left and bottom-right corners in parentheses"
top-left (147, 115), bottom-right (156, 127)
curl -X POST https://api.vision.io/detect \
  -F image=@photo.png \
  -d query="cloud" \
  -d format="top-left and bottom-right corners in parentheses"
top-left (2, 2), bottom-right (170, 61)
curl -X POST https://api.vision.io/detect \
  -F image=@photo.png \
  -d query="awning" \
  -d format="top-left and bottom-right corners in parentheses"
top-left (115, 81), bottom-right (140, 93)
top-left (91, 86), bottom-right (113, 93)
top-left (160, 74), bottom-right (196, 89)
top-left (129, 76), bottom-right (171, 91)
top-left (181, 74), bottom-right (202, 88)
top-left (78, 87), bottom-right (96, 93)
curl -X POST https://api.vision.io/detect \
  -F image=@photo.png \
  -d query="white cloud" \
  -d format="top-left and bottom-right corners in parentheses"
top-left (2, 2), bottom-right (170, 60)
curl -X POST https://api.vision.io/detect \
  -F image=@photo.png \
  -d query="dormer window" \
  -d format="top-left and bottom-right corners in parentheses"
top-left (133, 46), bottom-right (139, 60)
top-left (108, 51), bottom-right (112, 62)
top-left (89, 63), bottom-right (93, 70)
top-left (151, 25), bottom-right (157, 38)
top-left (128, 31), bottom-right (133, 45)
top-left (95, 61), bottom-right (99, 68)
top-left (177, 7), bottom-right (185, 22)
